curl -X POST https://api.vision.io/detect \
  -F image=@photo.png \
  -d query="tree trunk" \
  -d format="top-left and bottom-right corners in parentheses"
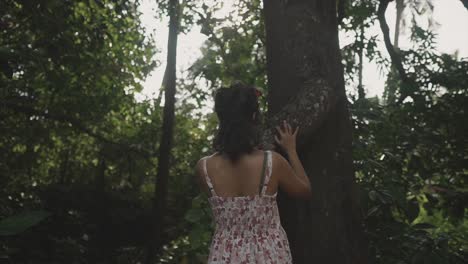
top-left (262, 1), bottom-right (368, 263)
top-left (358, 24), bottom-right (365, 100)
top-left (378, 0), bottom-right (413, 104)
top-left (145, 0), bottom-right (179, 262)
top-left (383, 0), bottom-right (405, 104)
top-left (88, 148), bottom-right (110, 263)
top-left (394, 0), bottom-right (405, 49)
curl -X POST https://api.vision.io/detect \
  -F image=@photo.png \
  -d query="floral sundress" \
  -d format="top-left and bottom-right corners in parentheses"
top-left (201, 150), bottom-right (293, 264)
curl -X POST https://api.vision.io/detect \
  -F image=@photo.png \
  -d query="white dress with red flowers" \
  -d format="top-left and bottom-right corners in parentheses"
top-left (202, 150), bottom-right (293, 264)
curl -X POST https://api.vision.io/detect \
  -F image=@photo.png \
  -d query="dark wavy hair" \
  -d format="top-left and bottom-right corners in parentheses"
top-left (213, 82), bottom-right (261, 162)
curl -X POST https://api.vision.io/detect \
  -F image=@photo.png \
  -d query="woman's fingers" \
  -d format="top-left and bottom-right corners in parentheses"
top-left (294, 126), bottom-right (299, 136)
top-left (282, 120), bottom-right (289, 134)
top-left (275, 126), bottom-right (283, 136)
top-left (279, 120), bottom-right (299, 136)
top-left (274, 135), bottom-right (280, 144)
top-left (281, 122), bottom-right (287, 134)
top-left (282, 120), bottom-right (294, 134)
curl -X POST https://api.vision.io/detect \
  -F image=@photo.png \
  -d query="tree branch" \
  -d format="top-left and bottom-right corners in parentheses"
top-left (195, 10), bottom-right (227, 60)
top-left (377, 0), bottom-right (414, 102)
top-left (262, 78), bottom-right (340, 150)
top-left (1, 99), bottom-right (155, 159)
top-left (461, 0), bottom-right (468, 10)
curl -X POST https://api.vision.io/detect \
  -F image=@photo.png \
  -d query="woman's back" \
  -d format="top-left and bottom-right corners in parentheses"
top-left (203, 149), bottom-right (278, 197)
top-left (200, 150), bottom-right (293, 264)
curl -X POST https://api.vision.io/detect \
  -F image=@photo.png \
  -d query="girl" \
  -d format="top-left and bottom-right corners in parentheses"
top-left (195, 83), bottom-right (311, 263)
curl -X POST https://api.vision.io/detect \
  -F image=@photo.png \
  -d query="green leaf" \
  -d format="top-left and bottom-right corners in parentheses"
top-left (184, 208), bottom-right (203, 223)
top-left (0, 210), bottom-right (51, 236)
top-left (367, 205), bottom-right (380, 217)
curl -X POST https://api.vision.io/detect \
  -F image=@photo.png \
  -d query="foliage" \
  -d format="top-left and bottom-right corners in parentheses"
top-left (189, 0), bottom-right (266, 90)
top-left (351, 24), bottom-right (468, 263)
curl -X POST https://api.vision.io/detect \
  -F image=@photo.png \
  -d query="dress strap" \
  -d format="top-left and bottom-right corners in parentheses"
top-left (258, 151), bottom-right (268, 194)
top-left (202, 157), bottom-right (217, 197)
top-left (260, 150), bottom-right (273, 195)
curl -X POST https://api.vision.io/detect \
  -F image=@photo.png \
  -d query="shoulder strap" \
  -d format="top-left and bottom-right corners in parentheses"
top-left (202, 157), bottom-right (217, 197)
top-left (260, 150), bottom-right (273, 195)
top-left (258, 151), bottom-right (268, 194)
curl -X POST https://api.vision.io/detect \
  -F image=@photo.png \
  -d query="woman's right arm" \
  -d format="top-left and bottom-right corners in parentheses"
top-left (274, 120), bottom-right (312, 199)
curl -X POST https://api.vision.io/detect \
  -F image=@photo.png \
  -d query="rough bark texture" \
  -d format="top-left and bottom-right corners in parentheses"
top-left (262, 0), bottom-right (368, 263)
top-left (145, 0), bottom-right (179, 262)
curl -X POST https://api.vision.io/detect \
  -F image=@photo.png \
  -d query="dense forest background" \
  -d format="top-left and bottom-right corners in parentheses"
top-left (1, 0), bottom-right (467, 263)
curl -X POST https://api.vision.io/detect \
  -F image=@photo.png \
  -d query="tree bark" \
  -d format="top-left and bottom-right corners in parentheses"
top-left (262, 0), bottom-right (368, 263)
top-left (145, 0), bottom-right (179, 262)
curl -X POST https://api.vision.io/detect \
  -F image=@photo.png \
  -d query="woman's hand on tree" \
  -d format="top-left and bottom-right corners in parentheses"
top-left (274, 120), bottom-right (299, 154)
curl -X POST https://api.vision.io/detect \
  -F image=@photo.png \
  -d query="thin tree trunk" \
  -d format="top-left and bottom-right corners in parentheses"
top-left (154, 69), bottom-right (168, 107)
top-left (378, 0), bottom-right (413, 103)
top-left (89, 148), bottom-right (109, 263)
top-left (262, 0), bottom-right (368, 263)
top-left (145, 0), bottom-right (179, 263)
top-left (358, 24), bottom-right (365, 99)
top-left (394, 0), bottom-right (405, 49)
top-left (58, 148), bottom-right (70, 184)
top-left (384, 0), bottom-right (405, 104)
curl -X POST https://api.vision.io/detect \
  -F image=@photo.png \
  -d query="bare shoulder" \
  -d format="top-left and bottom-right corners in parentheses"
top-left (195, 153), bottom-right (216, 173)
top-left (194, 156), bottom-right (209, 193)
top-left (269, 150), bottom-right (289, 167)
top-left (195, 156), bottom-right (207, 173)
